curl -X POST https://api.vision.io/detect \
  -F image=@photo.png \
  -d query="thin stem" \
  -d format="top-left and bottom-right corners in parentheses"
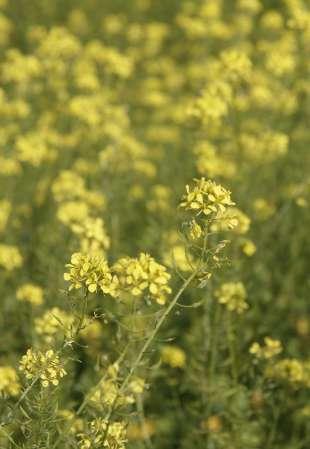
top-left (52, 344), bottom-right (130, 449)
top-left (0, 425), bottom-right (21, 448)
top-left (103, 269), bottom-right (198, 435)
top-left (76, 343), bottom-right (130, 416)
top-left (74, 291), bottom-right (89, 339)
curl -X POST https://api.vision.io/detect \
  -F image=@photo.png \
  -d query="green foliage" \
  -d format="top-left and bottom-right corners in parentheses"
top-left (0, 0), bottom-right (309, 448)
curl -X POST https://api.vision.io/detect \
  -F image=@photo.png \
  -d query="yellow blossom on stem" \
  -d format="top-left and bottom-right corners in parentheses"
top-left (19, 349), bottom-right (67, 388)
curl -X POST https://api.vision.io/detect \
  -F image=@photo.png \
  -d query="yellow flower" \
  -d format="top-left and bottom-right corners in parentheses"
top-left (56, 201), bottom-right (90, 226)
top-left (19, 349), bottom-right (67, 388)
top-left (189, 219), bottom-right (203, 240)
top-left (113, 253), bottom-right (171, 305)
top-left (16, 283), bottom-right (44, 306)
top-left (35, 307), bottom-right (74, 344)
top-left (250, 337), bottom-right (283, 359)
top-left (189, 81), bottom-right (232, 126)
top-left (266, 358), bottom-right (310, 388)
top-left (79, 419), bottom-right (127, 449)
top-left (0, 244), bottom-right (23, 271)
top-left (220, 49), bottom-right (252, 82)
top-left (180, 178), bottom-right (235, 218)
top-left (194, 141), bottom-right (236, 179)
top-left (0, 366), bottom-right (21, 396)
top-left (161, 345), bottom-right (186, 368)
top-left (52, 170), bottom-right (86, 203)
top-left (70, 217), bottom-right (110, 253)
top-left (215, 282), bottom-right (248, 313)
top-left (241, 239), bottom-right (257, 256)
top-left (0, 156), bottom-right (21, 175)
top-left (129, 377), bottom-right (145, 395)
top-left (64, 252), bottom-right (119, 296)
top-left (210, 207), bottom-right (250, 234)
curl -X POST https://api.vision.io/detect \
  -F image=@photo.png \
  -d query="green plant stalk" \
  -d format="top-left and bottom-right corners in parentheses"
top-left (102, 268), bottom-right (199, 440)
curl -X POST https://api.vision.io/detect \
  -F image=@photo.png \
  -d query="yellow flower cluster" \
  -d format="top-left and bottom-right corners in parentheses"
top-left (52, 170), bottom-right (108, 255)
top-left (34, 307), bottom-right (74, 344)
top-left (64, 252), bottom-right (119, 296)
top-left (99, 135), bottom-right (157, 180)
top-left (215, 282), bottom-right (248, 313)
top-left (89, 362), bottom-right (145, 410)
top-left (52, 171), bottom-right (87, 203)
top-left (161, 345), bottom-right (186, 368)
top-left (241, 239), bottom-right (257, 257)
top-left (89, 377), bottom-right (134, 409)
top-left (70, 217), bottom-right (110, 254)
top-left (0, 0), bottom-right (308, 444)
top-left (189, 81), bottom-right (232, 126)
top-left (146, 185), bottom-right (172, 213)
top-left (0, 244), bottom-right (23, 271)
top-left (210, 207), bottom-right (251, 235)
top-left (16, 283), bottom-right (44, 306)
top-left (220, 49), bottom-right (252, 82)
top-left (89, 377), bottom-right (120, 408)
top-left (240, 131), bottom-right (289, 163)
top-left (79, 419), bottom-right (127, 449)
top-left (15, 132), bottom-right (56, 167)
top-left (129, 377), bottom-right (145, 395)
top-left (180, 178), bottom-right (235, 218)
top-left (64, 251), bottom-right (171, 305)
top-left (113, 253), bottom-right (171, 305)
top-left (56, 201), bottom-right (89, 226)
top-left (250, 337), bottom-right (283, 359)
top-left (266, 358), bottom-right (310, 388)
top-left (0, 366), bottom-right (21, 396)
top-left (0, 156), bottom-right (21, 176)
top-left (189, 220), bottom-right (203, 241)
top-left (19, 349), bottom-right (67, 388)
top-left (194, 142), bottom-right (236, 179)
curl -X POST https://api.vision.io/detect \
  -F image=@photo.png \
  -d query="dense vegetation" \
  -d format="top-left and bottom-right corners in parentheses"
top-left (0, 0), bottom-right (309, 448)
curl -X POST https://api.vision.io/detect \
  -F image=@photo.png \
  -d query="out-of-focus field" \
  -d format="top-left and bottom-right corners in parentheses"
top-left (0, 1), bottom-right (309, 448)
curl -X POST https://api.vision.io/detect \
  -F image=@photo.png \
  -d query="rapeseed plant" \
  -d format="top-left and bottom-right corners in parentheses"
top-left (0, 0), bottom-right (309, 447)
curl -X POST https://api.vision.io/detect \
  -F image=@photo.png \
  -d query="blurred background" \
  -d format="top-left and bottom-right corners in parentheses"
top-left (0, 0), bottom-right (309, 448)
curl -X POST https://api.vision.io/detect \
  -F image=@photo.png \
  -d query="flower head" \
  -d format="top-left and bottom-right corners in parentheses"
top-left (16, 283), bottom-right (44, 306)
top-left (79, 419), bottom-right (127, 449)
top-left (250, 337), bottom-right (283, 359)
top-left (0, 366), bottom-right (21, 396)
top-left (161, 345), bottom-right (186, 368)
top-left (215, 281), bottom-right (248, 313)
top-left (0, 244), bottom-right (23, 271)
top-left (19, 349), bottom-right (67, 388)
top-left (35, 307), bottom-right (74, 344)
top-left (113, 253), bottom-right (171, 305)
top-left (64, 252), bottom-right (119, 296)
top-left (180, 178), bottom-right (235, 218)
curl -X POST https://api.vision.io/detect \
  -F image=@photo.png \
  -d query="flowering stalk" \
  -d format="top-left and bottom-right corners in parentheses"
top-left (101, 267), bottom-right (200, 441)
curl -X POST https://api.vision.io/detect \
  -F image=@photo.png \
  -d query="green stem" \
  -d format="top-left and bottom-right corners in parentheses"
top-left (74, 291), bottom-right (89, 339)
top-left (103, 269), bottom-right (198, 436)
